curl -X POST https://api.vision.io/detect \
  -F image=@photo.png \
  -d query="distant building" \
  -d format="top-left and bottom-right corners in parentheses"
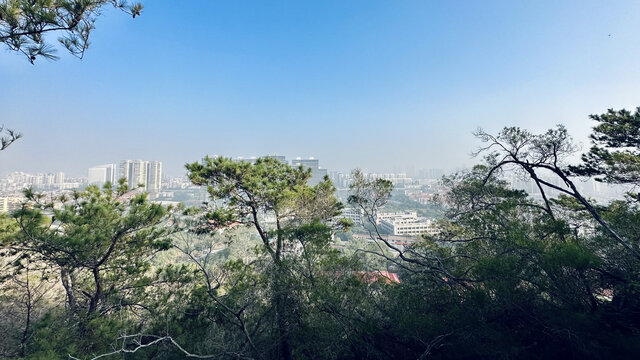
top-left (377, 211), bottom-right (438, 237)
top-left (367, 173), bottom-right (412, 186)
top-left (329, 171), bottom-right (351, 188)
top-left (119, 160), bottom-right (162, 192)
top-left (88, 164), bottom-right (116, 186)
top-left (0, 196), bottom-right (24, 213)
top-left (54, 172), bottom-right (65, 187)
top-left (235, 156), bottom-right (258, 164)
top-left (291, 157), bottom-right (327, 186)
top-left (292, 158), bottom-right (319, 169)
top-left (265, 155), bottom-right (288, 164)
top-left (376, 211), bottom-right (417, 224)
top-left (120, 160), bottom-right (148, 189)
top-left (147, 161), bottom-right (162, 192)
top-left (419, 168), bottom-right (444, 180)
top-left (341, 207), bottom-right (364, 224)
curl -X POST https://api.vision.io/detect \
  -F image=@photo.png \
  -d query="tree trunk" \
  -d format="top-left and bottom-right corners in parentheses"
top-left (88, 267), bottom-right (102, 314)
top-left (274, 273), bottom-right (293, 360)
top-left (60, 269), bottom-right (77, 312)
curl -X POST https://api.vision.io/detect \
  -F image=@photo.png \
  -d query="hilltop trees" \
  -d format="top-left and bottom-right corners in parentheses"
top-left (421, 112), bottom-right (640, 358)
top-left (183, 157), bottom-right (353, 359)
top-left (2, 108), bottom-right (640, 359)
top-left (12, 181), bottom-right (171, 317)
top-left (2, 181), bottom-right (172, 357)
top-left (343, 109), bottom-right (640, 358)
top-left (473, 125), bottom-right (640, 260)
top-left (570, 107), bottom-right (640, 187)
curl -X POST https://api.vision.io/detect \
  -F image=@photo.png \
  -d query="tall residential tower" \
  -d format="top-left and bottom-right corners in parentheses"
top-left (118, 160), bottom-right (162, 192)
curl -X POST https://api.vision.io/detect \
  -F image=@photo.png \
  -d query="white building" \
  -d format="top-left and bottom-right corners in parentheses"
top-left (88, 164), bottom-right (116, 186)
top-left (147, 161), bottom-right (162, 192)
top-left (119, 160), bottom-right (162, 192)
top-left (376, 211), bottom-right (418, 224)
top-left (54, 172), bottom-right (65, 187)
top-left (377, 211), bottom-right (438, 237)
top-left (341, 207), bottom-right (364, 224)
top-left (0, 196), bottom-right (24, 213)
top-left (291, 157), bottom-right (327, 186)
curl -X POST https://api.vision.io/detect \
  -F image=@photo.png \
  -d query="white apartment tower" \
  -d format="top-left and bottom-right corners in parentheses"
top-left (119, 160), bottom-right (162, 192)
top-left (54, 172), bottom-right (65, 187)
top-left (146, 161), bottom-right (162, 192)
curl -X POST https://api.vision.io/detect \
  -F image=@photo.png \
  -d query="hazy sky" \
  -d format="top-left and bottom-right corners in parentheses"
top-left (2, 1), bottom-right (640, 177)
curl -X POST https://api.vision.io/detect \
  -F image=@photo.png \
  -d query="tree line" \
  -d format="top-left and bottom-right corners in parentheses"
top-left (1, 108), bottom-right (640, 359)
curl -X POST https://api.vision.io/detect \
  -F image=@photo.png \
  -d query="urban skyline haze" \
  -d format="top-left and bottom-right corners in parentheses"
top-left (2, 1), bottom-right (640, 176)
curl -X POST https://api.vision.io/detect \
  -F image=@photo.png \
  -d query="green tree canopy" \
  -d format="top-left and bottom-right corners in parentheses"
top-left (9, 181), bottom-right (170, 317)
top-left (184, 156), bottom-right (349, 360)
top-left (571, 107), bottom-right (640, 186)
top-left (0, 0), bottom-right (142, 63)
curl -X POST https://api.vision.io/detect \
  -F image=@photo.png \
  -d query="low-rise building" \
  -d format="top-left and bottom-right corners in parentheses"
top-left (377, 211), bottom-right (438, 236)
top-left (341, 207), bottom-right (364, 224)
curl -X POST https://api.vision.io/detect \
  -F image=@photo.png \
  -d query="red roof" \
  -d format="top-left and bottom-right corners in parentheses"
top-left (356, 271), bottom-right (400, 284)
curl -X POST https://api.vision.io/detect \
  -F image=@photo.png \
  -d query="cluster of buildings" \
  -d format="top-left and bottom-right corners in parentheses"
top-left (0, 172), bottom-right (87, 213)
top-left (342, 208), bottom-right (439, 237)
top-left (327, 172), bottom-right (415, 190)
top-left (1, 158), bottom-right (448, 223)
top-left (88, 160), bottom-right (163, 192)
top-left (328, 169), bottom-right (448, 190)
top-left (207, 155), bottom-right (329, 186)
top-left (0, 171), bottom-right (68, 191)
top-left (0, 160), bottom-right (164, 213)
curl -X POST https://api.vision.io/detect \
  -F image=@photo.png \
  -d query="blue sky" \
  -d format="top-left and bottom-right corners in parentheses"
top-left (2, 1), bottom-right (640, 176)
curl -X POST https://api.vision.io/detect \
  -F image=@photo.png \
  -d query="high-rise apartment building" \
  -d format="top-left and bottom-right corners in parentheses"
top-left (291, 158), bottom-right (319, 169)
top-left (88, 164), bottom-right (116, 186)
top-left (118, 160), bottom-right (162, 192)
top-left (146, 161), bottom-right (162, 192)
top-left (119, 160), bottom-right (147, 189)
top-left (119, 160), bottom-right (132, 185)
top-left (54, 172), bottom-right (65, 186)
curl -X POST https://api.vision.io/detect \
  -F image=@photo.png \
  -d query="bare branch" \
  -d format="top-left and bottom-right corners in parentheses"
top-left (68, 333), bottom-right (239, 360)
top-left (0, 125), bottom-right (22, 151)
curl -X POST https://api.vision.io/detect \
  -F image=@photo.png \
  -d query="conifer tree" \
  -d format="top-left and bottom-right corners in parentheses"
top-left (0, 0), bottom-right (142, 63)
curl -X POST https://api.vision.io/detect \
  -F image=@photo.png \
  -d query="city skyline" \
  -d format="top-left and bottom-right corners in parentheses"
top-left (0, 153), bottom-right (452, 178)
top-left (3, 1), bottom-right (640, 177)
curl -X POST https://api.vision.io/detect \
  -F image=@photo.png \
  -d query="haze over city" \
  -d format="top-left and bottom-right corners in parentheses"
top-left (3, 1), bottom-right (640, 176)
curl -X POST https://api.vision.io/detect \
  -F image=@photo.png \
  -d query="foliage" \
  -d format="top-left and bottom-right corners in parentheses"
top-left (0, 0), bottom-right (142, 63)
top-left (570, 107), bottom-right (640, 186)
top-left (2, 181), bottom-right (173, 358)
top-left (180, 157), bottom-right (362, 359)
top-left (3, 109), bottom-right (640, 359)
